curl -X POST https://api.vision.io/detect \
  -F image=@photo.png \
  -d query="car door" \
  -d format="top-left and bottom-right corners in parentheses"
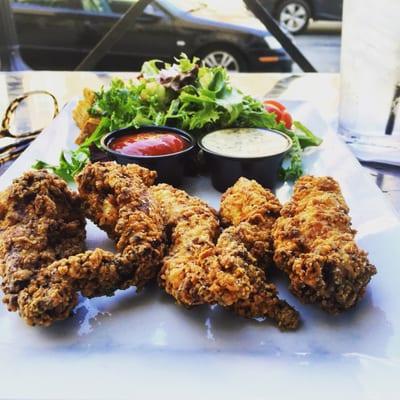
top-left (313, 0), bottom-right (343, 20)
top-left (85, 0), bottom-right (178, 70)
top-left (11, 0), bottom-right (93, 69)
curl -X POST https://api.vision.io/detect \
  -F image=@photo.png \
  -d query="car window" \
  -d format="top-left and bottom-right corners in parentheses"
top-left (165, 0), bottom-right (207, 13)
top-left (81, 0), bottom-right (111, 12)
top-left (85, 0), bottom-right (164, 17)
top-left (109, 0), bottom-right (135, 14)
top-left (13, 0), bottom-right (83, 9)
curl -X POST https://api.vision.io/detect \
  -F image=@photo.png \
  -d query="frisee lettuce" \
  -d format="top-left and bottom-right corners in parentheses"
top-left (34, 54), bottom-right (321, 181)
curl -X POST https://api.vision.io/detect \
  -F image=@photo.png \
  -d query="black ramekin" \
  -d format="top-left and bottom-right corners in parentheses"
top-left (198, 128), bottom-right (292, 192)
top-left (101, 125), bottom-right (196, 186)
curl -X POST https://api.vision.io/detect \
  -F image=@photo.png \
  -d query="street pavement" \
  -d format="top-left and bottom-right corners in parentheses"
top-left (292, 21), bottom-right (342, 73)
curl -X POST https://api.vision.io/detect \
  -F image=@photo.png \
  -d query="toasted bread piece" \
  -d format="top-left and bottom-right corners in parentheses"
top-left (72, 88), bottom-right (101, 145)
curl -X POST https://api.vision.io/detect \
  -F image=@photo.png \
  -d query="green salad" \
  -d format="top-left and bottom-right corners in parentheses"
top-left (34, 54), bottom-right (322, 181)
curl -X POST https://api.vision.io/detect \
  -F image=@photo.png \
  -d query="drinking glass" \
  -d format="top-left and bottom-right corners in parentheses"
top-left (339, 0), bottom-right (400, 165)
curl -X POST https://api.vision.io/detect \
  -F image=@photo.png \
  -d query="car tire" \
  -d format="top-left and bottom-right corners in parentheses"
top-left (276, 0), bottom-right (311, 34)
top-left (196, 45), bottom-right (248, 72)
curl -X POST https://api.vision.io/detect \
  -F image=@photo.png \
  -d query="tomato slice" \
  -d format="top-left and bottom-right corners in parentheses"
top-left (281, 111), bottom-right (293, 129)
top-left (263, 100), bottom-right (293, 129)
top-left (264, 104), bottom-right (283, 122)
top-left (263, 99), bottom-right (287, 112)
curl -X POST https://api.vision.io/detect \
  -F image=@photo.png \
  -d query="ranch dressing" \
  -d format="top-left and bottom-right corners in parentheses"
top-left (201, 128), bottom-right (290, 158)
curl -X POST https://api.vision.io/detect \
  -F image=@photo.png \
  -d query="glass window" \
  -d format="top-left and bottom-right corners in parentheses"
top-left (108, 0), bottom-right (135, 14)
top-left (81, 0), bottom-right (111, 12)
top-left (83, 0), bottom-right (163, 16)
top-left (166, 0), bottom-right (207, 13)
top-left (14, 0), bottom-right (83, 9)
top-left (110, 1), bottom-right (163, 16)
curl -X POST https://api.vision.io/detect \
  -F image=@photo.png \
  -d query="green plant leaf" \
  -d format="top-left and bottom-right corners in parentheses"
top-left (34, 55), bottom-right (322, 182)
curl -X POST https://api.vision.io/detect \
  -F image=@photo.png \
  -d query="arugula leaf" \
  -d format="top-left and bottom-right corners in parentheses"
top-left (33, 148), bottom-right (90, 182)
top-left (140, 59), bottom-right (161, 79)
top-left (279, 131), bottom-right (303, 181)
top-left (293, 120), bottom-right (323, 148)
top-left (175, 53), bottom-right (199, 73)
top-left (188, 103), bottom-right (220, 130)
top-left (34, 55), bottom-right (322, 182)
top-left (33, 118), bottom-right (109, 181)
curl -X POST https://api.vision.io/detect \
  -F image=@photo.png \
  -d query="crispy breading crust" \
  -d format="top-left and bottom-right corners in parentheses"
top-left (72, 88), bottom-right (100, 145)
top-left (219, 176), bottom-right (282, 263)
top-left (76, 162), bottom-right (165, 288)
top-left (8, 163), bottom-right (166, 326)
top-left (0, 170), bottom-right (86, 314)
top-left (219, 177), bottom-right (300, 330)
top-left (272, 176), bottom-right (377, 313)
top-left (152, 180), bottom-right (299, 330)
top-left (151, 184), bottom-right (220, 305)
top-left (18, 248), bottom-right (137, 326)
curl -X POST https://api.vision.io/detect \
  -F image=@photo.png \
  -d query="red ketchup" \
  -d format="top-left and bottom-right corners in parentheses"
top-left (110, 131), bottom-right (190, 156)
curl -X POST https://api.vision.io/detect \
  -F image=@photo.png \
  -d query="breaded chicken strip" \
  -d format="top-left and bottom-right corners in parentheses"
top-left (76, 162), bottom-right (166, 288)
top-left (272, 176), bottom-right (377, 313)
top-left (219, 177), bottom-right (300, 330)
top-left (18, 248), bottom-right (139, 326)
top-left (0, 170), bottom-right (86, 314)
top-left (151, 184), bottom-right (220, 305)
top-left (9, 163), bottom-right (166, 326)
top-left (219, 176), bottom-right (282, 264)
top-left (152, 181), bottom-right (299, 330)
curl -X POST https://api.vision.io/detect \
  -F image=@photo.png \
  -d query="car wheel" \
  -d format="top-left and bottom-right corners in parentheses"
top-left (198, 46), bottom-right (247, 72)
top-left (276, 0), bottom-right (311, 34)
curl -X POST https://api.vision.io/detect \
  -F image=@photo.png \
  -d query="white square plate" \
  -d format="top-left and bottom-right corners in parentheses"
top-left (0, 101), bottom-right (399, 400)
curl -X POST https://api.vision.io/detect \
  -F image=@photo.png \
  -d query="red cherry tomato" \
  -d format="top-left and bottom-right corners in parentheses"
top-left (264, 104), bottom-right (282, 116)
top-left (263, 99), bottom-right (287, 112)
top-left (263, 99), bottom-right (293, 129)
top-left (264, 103), bottom-right (283, 121)
top-left (281, 111), bottom-right (293, 129)
top-left (264, 104), bottom-right (286, 124)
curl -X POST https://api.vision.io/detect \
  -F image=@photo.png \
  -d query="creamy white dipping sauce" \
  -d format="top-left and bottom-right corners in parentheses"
top-left (201, 128), bottom-right (290, 158)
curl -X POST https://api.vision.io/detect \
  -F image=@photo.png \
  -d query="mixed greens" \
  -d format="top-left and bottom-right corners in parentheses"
top-left (34, 54), bottom-right (321, 181)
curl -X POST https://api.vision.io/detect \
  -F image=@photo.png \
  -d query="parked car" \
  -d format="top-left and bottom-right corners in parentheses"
top-left (260, 0), bottom-right (343, 34)
top-left (11, 0), bottom-right (292, 72)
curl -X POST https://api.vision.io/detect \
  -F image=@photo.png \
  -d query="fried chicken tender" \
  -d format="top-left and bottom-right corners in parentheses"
top-left (151, 184), bottom-right (220, 305)
top-left (272, 176), bottom-right (377, 313)
top-left (219, 176), bottom-right (282, 264)
top-left (218, 177), bottom-right (300, 330)
top-left (18, 248), bottom-right (138, 326)
top-left (152, 180), bottom-right (299, 330)
top-left (75, 162), bottom-right (165, 288)
top-left (0, 170), bottom-right (86, 314)
top-left (3, 163), bottom-right (166, 326)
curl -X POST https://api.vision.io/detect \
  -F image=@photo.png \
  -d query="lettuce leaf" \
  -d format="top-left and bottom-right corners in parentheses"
top-left (35, 54), bottom-right (321, 182)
